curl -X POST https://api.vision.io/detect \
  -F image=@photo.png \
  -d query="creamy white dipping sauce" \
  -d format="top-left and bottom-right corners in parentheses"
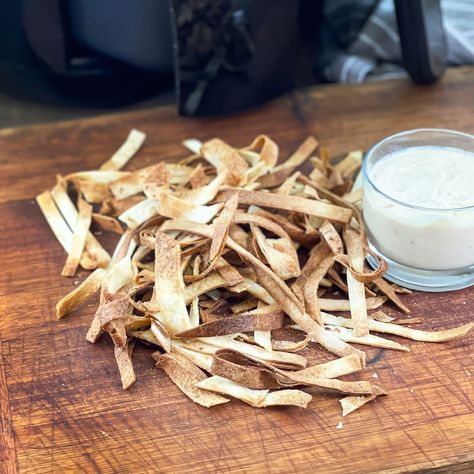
top-left (364, 146), bottom-right (474, 270)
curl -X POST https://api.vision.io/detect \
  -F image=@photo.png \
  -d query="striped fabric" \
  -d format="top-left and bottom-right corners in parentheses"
top-left (323, 0), bottom-right (474, 83)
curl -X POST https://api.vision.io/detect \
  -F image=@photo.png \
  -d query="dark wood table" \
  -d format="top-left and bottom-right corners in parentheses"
top-left (1, 67), bottom-right (473, 474)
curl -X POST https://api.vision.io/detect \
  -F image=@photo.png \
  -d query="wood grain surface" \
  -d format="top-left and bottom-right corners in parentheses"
top-left (0, 67), bottom-right (473, 474)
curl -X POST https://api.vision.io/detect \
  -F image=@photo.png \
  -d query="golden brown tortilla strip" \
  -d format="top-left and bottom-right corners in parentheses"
top-left (340, 385), bottom-right (386, 416)
top-left (319, 221), bottom-right (344, 255)
top-left (371, 274), bottom-right (410, 314)
top-left (344, 227), bottom-right (369, 337)
top-left (216, 189), bottom-right (352, 223)
top-left (318, 296), bottom-right (386, 312)
top-left (210, 192), bottom-right (238, 261)
top-left (274, 136), bottom-right (318, 172)
top-left (100, 128), bottom-right (146, 171)
top-left (151, 232), bottom-right (191, 333)
top-left (114, 340), bottom-right (136, 390)
top-left (322, 312), bottom-right (474, 342)
top-left (92, 213), bottom-right (124, 234)
top-left (176, 310), bottom-right (284, 338)
top-left (56, 268), bottom-right (107, 319)
top-left (201, 138), bottom-right (249, 186)
top-left (62, 199), bottom-right (93, 277)
top-left (155, 353), bottom-right (229, 408)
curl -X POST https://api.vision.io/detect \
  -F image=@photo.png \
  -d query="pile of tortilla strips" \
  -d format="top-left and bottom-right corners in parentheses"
top-left (36, 129), bottom-right (473, 415)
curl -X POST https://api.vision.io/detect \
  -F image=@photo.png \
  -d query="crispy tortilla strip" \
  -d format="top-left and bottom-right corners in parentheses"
top-left (319, 221), bottom-right (343, 255)
top-left (173, 174), bottom-right (225, 206)
top-left (114, 340), bottom-right (136, 390)
top-left (254, 330), bottom-right (272, 353)
top-left (170, 342), bottom-right (214, 372)
top-left (318, 297), bottom-right (385, 312)
top-left (201, 336), bottom-right (307, 370)
top-left (196, 375), bottom-right (269, 406)
top-left (270, 337), bottom-right (310, 353)
top-left (188, 164), bottom-right (208, 188)
top-left (210, 350), bottom-right (373, 394)
top-left (309, 167), bottom-right (331, 188)
top-left (150, 232), bottom-right (191, 333)
top-left (252, 266), bottom-right (365, 363)
top-left (340, 385), bottom-right (386, 417)
top-left (97, 294), bottom-right (131, 347)
top-left (370, 310), bottom-right (395, 323)
top-left (277, 171), bottom-right (301, 195)
top-left (56, 268), bottom-right (107, 319)
top-left (150, 319), bottom-right (171, 353)
top-left (62, 199), bottom-right (93, 277)
top-left (156, 353), bottom-right (229, 408)
top-left (344, 227), bottom-right (369, 337)
top-left (36, 190), bottom-right (75, 254)
top-left (234, 210), bottom-right (291, 240)
top-left (100, 128), bottom-right (146, 171)
top-left (201, 138), bottom-right (248, 185)
top-left (78, 181), bottom-right (111, 203)
top-left (217, 190), bottom-right (352, 223)
top-left (100, 196), bottom-right (144, 216)
top-left (274, 136), bottom-right (318, 172)
top-left (176, 310), bottom-right (284, 337)
top-left (326, 326), bottom-right (410, 352)
top-left (184, 272), bottom-right (226, 303)
top-left (252, 225), bottom-right (300, 280)
top-left (210, 192), bottom-right (238, 260)
top-left (189, 256), bottom-right (201, 327)
top-left (322, 312), bottom-right (474, 342)
top-left (371, 274), bottom-right (410, 314)
top-left (182, 138), bottom-right (202, 155)
top-left (66, 170), bottom-right (129, 183)
top-left (293, 354), bottom-right (363, 379)
top-left (262, 390), bottom-right (312, 408)
top-left (215, 259), bottom-right (244, 286)
top-left (303, 254), bottom-right (334, 325)
top-left (110, 162), bottom-right (192, 199)
top-left (334, 150), bottom-right (363, 177)
top-left (92, 213), bottom-right (124, 234)
top-left (50, 179), bottom-right (111, 267)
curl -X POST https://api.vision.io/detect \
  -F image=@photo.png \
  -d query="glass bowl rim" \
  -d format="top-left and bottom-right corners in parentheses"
top-left (362, 128), bottom-right (474, 212)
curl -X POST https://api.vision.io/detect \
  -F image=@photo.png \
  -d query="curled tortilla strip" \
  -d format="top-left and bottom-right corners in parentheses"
top-left (200, 336), bottom-right (307, 370)
top-left (215, 259), bottom-right (244, 287)
top-left (252, 266), bottom-right (365, 362)
top-left (176, 309), bottom-right (284, 338)
top-left (100, 196), bottom-right (144, 216)
top-left (184, 272), bottom-right (226, 303)
top-left (151, 319), bottom-right (171, 353)
top-left (340, 385), bottom-right (386, 417)
top-left (201, 138), bottom-right (249, 185)
top-left (216, 189), bottom-right (352, 224)
top-left (293, 353), bottom-right (363, 379)
top-left (274, 136), bottom-right (318, 172)
top-left (62, 199), bottom-right (93, 277)
top-left (172, 174), bottom-right (225, 206)
top-left (319, 221), bottom-right (344, 255)
top-left (182, 138), bottom-right (202, 155)
top-left (254, 330), bottom-right (272, 353)
top-left (302, 254), bottom-right (334, 325)
top-left (318, 296), bottom-right (386, 312)
top-left (334, 150), bottom-right (363, 178)
top-left (78, 181), bottom-right (111, 203)
top-left (155, 353), bottom-right (229, 408)
top-left (322, 312), bottom-right (474, 343)
top-left (233, 210), bottom-right (291, 241)
top-left (110, 162), bottom-right (192, 199)
top-left (344, 227), bottom-right (369, 337)
top-left (370, 274), bottom-right (410, 314)
top-left (97, 294), bottom-right (131, 347)
top-left (326, 326), bottom-right (410, 352)
top-left (150, 232), bottom-right (191, 334)
top-left (100, 128), bottom-right (146, 171)
top-left (210, 350), bottom-right (374, 394)
top-left (50, 179), bottom-right (110, 267)
top-left (114, 340), bottom-right (136, 390)
top-left (210, 192), bottom-right (238, 261)
top-left (277, 171), bottom-right (301, 195)
top-left (92, 213), bottom-right (124, 234)
top-left (56, 268), bottom-right (107, 319)
top-left (252, 225), bottom-right (300, 280)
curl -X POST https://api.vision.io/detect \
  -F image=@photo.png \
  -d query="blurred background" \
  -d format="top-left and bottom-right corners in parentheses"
top-left (0, 0), bottom-right (473, 127)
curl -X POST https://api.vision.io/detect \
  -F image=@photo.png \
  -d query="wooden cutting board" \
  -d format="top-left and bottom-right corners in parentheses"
top-left (1, 67), bottom-right (473, 474)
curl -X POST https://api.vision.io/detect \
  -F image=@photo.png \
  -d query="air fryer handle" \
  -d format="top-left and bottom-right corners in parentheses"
top-left (394, 0), bottom-right (447, 84)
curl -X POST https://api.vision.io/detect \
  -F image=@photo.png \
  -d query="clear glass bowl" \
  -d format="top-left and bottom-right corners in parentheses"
top-left (363, 128), bottom-right (474, 292)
